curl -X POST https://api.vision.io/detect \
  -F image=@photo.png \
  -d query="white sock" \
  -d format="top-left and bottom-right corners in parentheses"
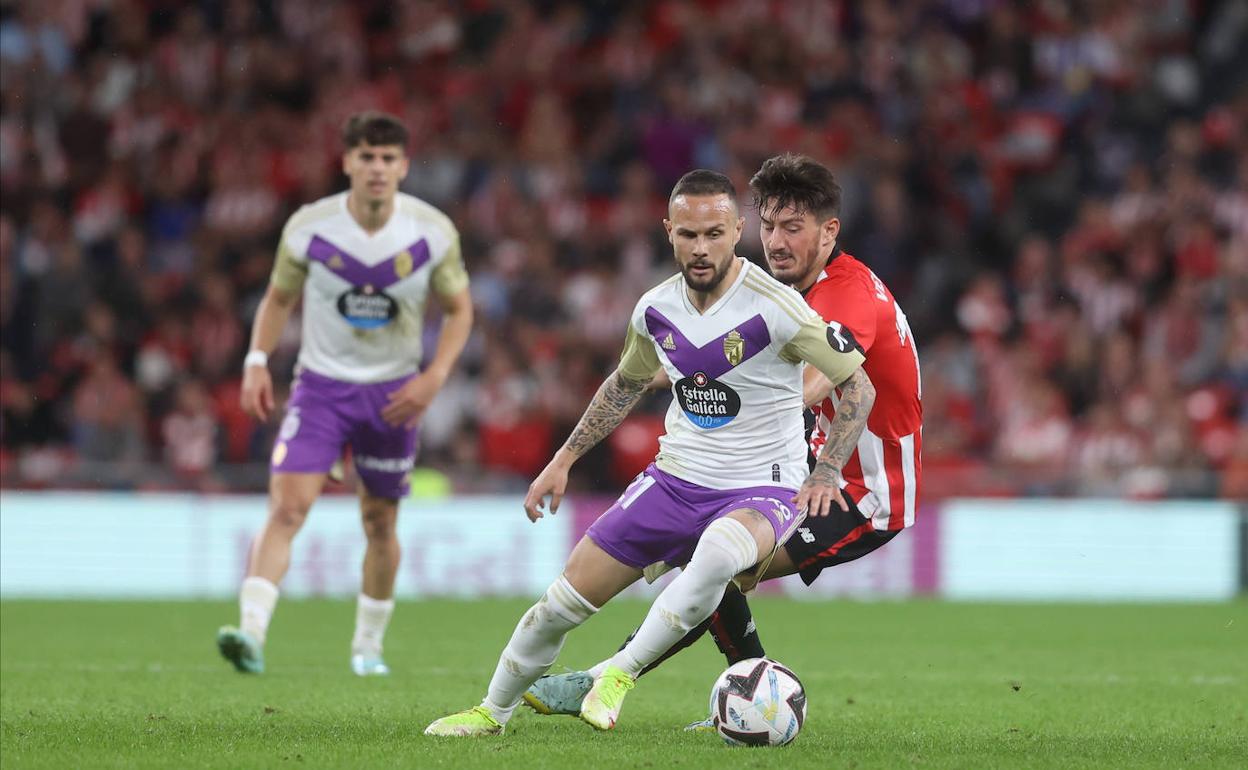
top-left (239, 576), bottom-right (279, 645)
top-left (588, 659), bottom-right (611, 679)
top-left (482, 576), bottom-right (597, 724)
top-left (351, 593), bottom-right (395, 657)
top-left (609, 517), bottom-right (758, 678)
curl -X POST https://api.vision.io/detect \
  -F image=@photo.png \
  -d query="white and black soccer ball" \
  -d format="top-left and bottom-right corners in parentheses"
top-left (709, 657), bottom-right (807, 747)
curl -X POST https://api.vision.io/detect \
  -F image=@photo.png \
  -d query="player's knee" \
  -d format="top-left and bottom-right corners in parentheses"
top-left (360, 503), bottom-right (398, 541)
top-left (268, 496), bottom-right (313, 531)
top-left (692, 517), bottom-right (761, 582)
top-left (542, 576), bottom-right (597, 626)
top-left (724, 508), bottom-right (775, 555)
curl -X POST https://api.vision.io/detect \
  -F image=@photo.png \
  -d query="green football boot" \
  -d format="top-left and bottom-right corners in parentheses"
top-left (216, 626), bottom-right (264, 674)
top-left (523, 671), bottom-right (594, 716)
top-left (350, 654), bottom-right (391, 677)
top-left (683, 716), bottom-right (716, 733)
top-left (579, 665), bottom-right (635, 730)
top-left (423, 706), bottom-right (505, 737)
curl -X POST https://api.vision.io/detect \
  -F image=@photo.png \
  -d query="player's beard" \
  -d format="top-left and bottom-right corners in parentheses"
top-left (766, 242), bottom-right (821, 287)
top-left (682, 256), bottom-right (732, 293)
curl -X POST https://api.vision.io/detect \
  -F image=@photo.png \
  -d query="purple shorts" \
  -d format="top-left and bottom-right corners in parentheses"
top-left (270, 368), bottom-right (419, 499)
top-left (586, 463), bottom-right (803, 571)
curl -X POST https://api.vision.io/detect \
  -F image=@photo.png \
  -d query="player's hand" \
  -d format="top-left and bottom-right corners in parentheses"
top-left (240, 364), bottom-right (275, 421)
top-left (794, 468), bottom-right (849, 517)
top-left (523, 459), bottom-right (571, 522)
top-left (381, 371), bottom-right (441, 428)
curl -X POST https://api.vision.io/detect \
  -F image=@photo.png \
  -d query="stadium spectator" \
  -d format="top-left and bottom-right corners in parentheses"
top-left (0, 1), bottom-right (1243, 499)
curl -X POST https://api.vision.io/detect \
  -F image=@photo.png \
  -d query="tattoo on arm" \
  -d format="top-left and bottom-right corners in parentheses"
top-left (810, 368), bottom-right (876, 484)
top-left (563, 370), bottom-right (650, 459)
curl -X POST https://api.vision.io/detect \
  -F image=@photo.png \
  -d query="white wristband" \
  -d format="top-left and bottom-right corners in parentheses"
top-left (243, 350), bottom-right (269, 369)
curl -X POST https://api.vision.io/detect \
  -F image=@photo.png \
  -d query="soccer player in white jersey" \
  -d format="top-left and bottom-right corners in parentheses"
top-left (215, 112), bottom-right (473, 676)
top-left (526, 153), bottom-right (924, 727)
top-left (424, 170), bottom-right (875, 737)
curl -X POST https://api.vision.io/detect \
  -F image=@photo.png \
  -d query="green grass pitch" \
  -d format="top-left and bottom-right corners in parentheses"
top-left (2, 598), bottom-right (1245, 769)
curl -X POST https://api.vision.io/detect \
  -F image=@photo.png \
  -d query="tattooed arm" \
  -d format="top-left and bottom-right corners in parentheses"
top-left (522, 369), bottom-right (651, 522)
top-left (781, 314), bottom-right (875, 517)
top-left (561, 370), bottom-right (652, 459)
top-left (808, 367), bottom-right (875, 486)
top-left (523, 322), bottom-right (662, 522)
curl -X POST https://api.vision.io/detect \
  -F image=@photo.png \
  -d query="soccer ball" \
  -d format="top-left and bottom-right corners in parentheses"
top-left (709, 657), bottom-right (807, 746)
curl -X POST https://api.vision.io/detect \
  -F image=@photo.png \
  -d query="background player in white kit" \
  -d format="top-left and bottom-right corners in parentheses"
top-left (215, 112), bottom-right (473, 676)
top-left (424, 170), bottom-right (875, 737)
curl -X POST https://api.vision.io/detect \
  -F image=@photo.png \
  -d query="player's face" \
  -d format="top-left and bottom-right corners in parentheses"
top-left (342, 142), bottom-right (409, 204)
top-left (664, 193), bottom-right (744, 293)
top-left (760, 202), bottom-right (840, 289)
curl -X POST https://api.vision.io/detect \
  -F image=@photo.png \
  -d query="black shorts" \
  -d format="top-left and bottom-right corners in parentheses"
top-left (781, 495), bottom-right (898, 585)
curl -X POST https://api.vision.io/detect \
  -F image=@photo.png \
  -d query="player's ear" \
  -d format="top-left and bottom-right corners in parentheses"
top-left (663, 219), bottom-right (674, 241)
top-left (341, 149), bottom-right (353, 176)
top-left (822, 217), bottom-right (840, 249)
top-left (733, 215), bottom-right (744, 243)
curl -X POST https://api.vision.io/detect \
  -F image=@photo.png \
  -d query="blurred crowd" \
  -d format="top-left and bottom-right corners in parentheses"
top-left (1, 0), bottom-right (1246, 499)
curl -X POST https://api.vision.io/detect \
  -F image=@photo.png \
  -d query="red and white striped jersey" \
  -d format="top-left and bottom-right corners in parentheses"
top-left (805, 250), bottom-right (923, 531)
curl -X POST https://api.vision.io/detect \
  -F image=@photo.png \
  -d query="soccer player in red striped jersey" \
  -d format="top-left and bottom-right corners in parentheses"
top-left (778, 179), bottom-right (923, 539)
top-left (523, 154), bottom-right (923, 725)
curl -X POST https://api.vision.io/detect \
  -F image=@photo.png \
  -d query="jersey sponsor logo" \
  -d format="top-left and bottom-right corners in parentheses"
top-left (337, 286), bottom-right (399, 329)
top-left (826, 320), bottom-right (864, 354)
top-left (675, 371), bottom-right (741, 429)
top-left (723, 330), bottom-right (744, 366)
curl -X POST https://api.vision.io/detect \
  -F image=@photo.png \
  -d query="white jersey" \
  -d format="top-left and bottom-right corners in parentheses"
top-left (619, 260), bottom-right (865, 490)
top-left (272, 191), bottom-right (468, 383)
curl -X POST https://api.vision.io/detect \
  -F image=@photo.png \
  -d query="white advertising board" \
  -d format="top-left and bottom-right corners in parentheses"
top-left (1, 493), bottom-right (1239, 600)
top-left (940, 499), bottom-right (1241, 601)
top-left (0, 492), bottom-right (571, 599)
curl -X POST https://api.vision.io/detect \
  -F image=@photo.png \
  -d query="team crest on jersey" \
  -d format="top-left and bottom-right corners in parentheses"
top-left (723, 330), bottom-right (744, 366)
top-left (395, 249), bottom-right (414, 278)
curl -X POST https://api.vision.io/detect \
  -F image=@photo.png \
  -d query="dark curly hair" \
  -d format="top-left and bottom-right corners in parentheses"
top-left (749, 153), bottom-right (841, 221)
